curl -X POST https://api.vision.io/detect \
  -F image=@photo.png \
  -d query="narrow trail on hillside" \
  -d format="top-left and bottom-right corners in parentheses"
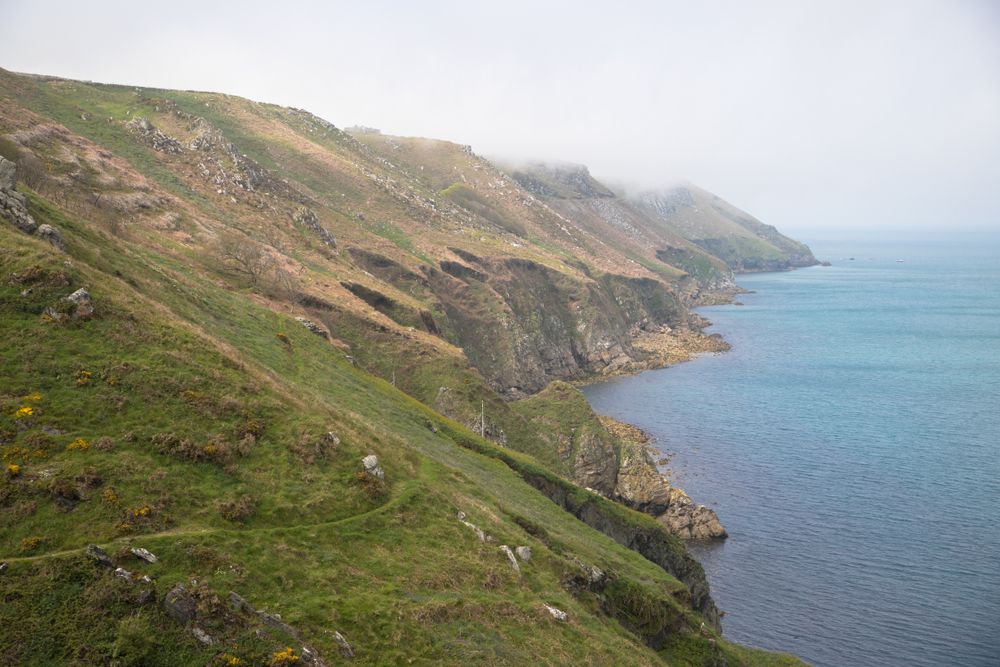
top-left (1, 479), bottom-right (419, 565)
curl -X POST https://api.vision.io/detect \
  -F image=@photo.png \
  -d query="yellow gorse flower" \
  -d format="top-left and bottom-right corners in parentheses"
top-left (14, 406), bottom-right (34, 418)
top-left (270, 647), bottom-right (298, 666)
top-left (67, 438), bottom-right (90, 451)
top-left (24, 392), bottom-right (42, 402)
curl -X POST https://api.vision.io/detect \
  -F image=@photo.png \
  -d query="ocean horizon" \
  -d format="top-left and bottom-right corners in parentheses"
top-left (583, 231), bottom-right (1000, 667)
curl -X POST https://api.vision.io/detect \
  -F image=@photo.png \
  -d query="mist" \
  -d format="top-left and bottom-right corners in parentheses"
top-left (1, 0), bottom-right (998, 231)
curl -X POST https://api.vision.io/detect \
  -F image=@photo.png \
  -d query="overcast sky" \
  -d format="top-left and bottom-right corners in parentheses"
top-left (1, 0), bottom-right (998, 232)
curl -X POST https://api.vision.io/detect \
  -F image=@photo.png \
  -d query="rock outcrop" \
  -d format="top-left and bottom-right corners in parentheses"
top-left (361, 454), bottom-right (384, 480)
top-left (613, 440), bottom-right (673, 515)
top-left (0, 156), bottom-right (63, 249)
top-left (126, 116), bottom-right (183, 153)
top-left (293, 207), bottom-right (336, 249)
top-left (609, 423), bottom-right (727, 541)
top-left (658, 489), bottom-right (728, 540)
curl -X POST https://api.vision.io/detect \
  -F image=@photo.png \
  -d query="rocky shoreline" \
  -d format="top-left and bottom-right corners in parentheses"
top-left (568, 305), bottom-right (734, 541)
top-left (599, 416), bottom-right (728, 540)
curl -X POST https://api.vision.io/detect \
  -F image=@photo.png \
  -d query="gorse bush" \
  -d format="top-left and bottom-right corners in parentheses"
top-left (219, 494), bottom-right (256, 522)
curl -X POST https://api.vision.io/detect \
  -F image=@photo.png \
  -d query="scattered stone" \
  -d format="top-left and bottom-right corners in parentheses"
top-left (457, 512), bottom-right (486, 542)
top-left (499, 545), bottom-right (520, 573)
top-left (191, 626), bottom-right (215, 645)
top-left (163, 584), bottom-right (197, 624)
top-left (42, 306), bottom-right (69, 324)
top-left (0, 156), bottom-right (15, 191)
top-left (229, 590), bottom-right (255, 613)
top-left (138, 575), bottom-right (153, 584)
top-left (85, 544), bottom-right (114, 568)
top-left (130, 547), bottom-right (158, 563)
top-left (114, 567), bottom-right (134, 583)
top-left (1, 155), bottom-right (63, 249)
top-left (293, 207), bottom-right (337, 248)
top-left (126, 117), bottom-right (183, 153)
top-left (361, 454), bottom-right (384, 480)
top-left (136, 589), bottom-right (155, 605)
top-left (425, 420), bottom-right (438, 433)
top-left (332, 631), bottom-right (355, 658)
top-left (300, 644), bottom-right (326, 665)
top-left (296, 316), bottom-right (330, 339)
top-left (258, 609), bottom-right (298, 637)
top-left (515, 546), bottom-right (532, 562)
top-left (66, 288), bottom-right (94, 319)
top-left (324, 432), bottom-right (341, 446)
top-left (0, 562), bottom-right (8, 573)
top-left (583, 564), bottom-right (606, 586)
top-left (36, 224), bottom-right (65, 250)
top-left (544, 604), bottom-right (568, 622)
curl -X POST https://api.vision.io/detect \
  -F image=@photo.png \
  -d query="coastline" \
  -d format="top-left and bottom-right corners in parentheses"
top-left (571, 267), bottom-right (819, 540)
top-left (567, 291), bottom-right (749, 542)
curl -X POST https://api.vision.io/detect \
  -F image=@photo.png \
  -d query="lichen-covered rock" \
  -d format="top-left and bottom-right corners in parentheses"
top-left (361, 454), bottom-right (384, 480)
top-left (0, 156), bottom-right (65, 250)
top-left (85, 543), bottom-right (114, 568)
top-left (228, 590), bottom-right (255, 613)
top-left (332, 631), bottom-right (354, 658)
top-left (544, 604), bottom-right (568, 622)
top-left (499, 545), bottom-right (520, 573)
top-left (130, 547), bottom-right (158, 563)
top-left (515, 546), bottom-right (532, 562)
top-left (66, 288), bottom-right (94, 319)
top-left (191, 626), bottom-right (215, 645)
top-left (0, 156), bottom-right (15, 191)
top-left (457, 511), bottom-right (487, 542)
top-left (35, 224), bottom-right (64, 250)
top-left (163, 584), bottom-right (197, 624)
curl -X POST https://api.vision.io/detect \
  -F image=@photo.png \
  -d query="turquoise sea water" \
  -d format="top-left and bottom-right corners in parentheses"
top-left (583, 232), bottom-right (1000, 667)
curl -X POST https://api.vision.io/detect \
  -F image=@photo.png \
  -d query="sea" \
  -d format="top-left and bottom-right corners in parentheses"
top-left (582, 230), bottom-right (1000, 667)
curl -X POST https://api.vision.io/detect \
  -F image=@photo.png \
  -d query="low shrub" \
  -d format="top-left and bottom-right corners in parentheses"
top-left (219, 494), bottom-right (256, 522)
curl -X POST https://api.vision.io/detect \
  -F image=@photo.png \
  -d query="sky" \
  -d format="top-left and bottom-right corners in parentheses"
top-left (1, 0), bottom-right (999, 232)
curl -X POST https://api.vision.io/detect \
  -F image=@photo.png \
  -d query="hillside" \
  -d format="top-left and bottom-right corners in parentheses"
top-left (1, 68), bottom-right (806, 666)
top-left (629, 185), bottom-right (818, 273)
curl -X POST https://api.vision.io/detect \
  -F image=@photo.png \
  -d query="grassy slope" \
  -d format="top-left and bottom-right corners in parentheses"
top-left (0, 198), bottom-right (801, 666)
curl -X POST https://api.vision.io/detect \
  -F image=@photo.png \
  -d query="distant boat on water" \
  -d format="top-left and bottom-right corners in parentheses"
top-left (896, 259), bottom-right (905, 263)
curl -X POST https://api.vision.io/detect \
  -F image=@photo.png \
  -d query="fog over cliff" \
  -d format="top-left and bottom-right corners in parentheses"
top-left (1, 0), bottom-right (998, 231)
